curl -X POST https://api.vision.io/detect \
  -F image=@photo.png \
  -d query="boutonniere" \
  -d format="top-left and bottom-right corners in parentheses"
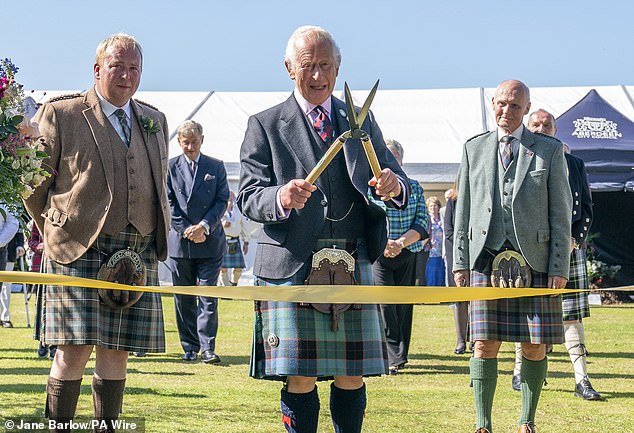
top-left (139, 115), bottom-right (161, 135)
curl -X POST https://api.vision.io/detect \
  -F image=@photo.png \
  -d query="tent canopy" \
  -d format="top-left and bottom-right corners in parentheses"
top-left (33, 85), bottom-right (634, 186)
top-left (555, 89), bottom-right (634, 191)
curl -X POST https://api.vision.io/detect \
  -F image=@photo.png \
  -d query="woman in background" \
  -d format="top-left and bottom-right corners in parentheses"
top-left (425, 196), bottom-right (445, 287)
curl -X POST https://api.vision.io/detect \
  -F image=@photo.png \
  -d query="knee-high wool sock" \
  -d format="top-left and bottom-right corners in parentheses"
top-left (564, 321), bottom-right (589, 384)
top-left (519, 357), bottom-right (548, 425)
top-left (92, 376), bottom-right (126, 433)
top-left (330, 383), bottom-right (366, 433)
top-left (470, 357), bottom-right (497, 432)
top-left (46, 377), bottom-right (83, 433)
top-left (280, 386), bottom-right (320, 433)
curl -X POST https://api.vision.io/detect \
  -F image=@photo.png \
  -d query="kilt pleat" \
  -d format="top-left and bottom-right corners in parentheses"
top-left (469, 268), bottom-right (564, 344)
top-left (40, 226), bottom-right (165, 352)
top-left (562, 248), bottom-right (590, 321)
top-left (250, 239), bottom-right (388, 380)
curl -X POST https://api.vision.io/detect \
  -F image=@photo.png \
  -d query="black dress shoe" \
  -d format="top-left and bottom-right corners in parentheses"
top-left (1, 320), bottom-right (14, 328)
top-left (132, 351), bottom-right (146, 357)
top-left (387, 366), bottom-right (398, 375)
top-left (37, 343), bottom-right (49, 358)
top-left (182, 351), bottom-right (198, 362)
top-left (201, 350), bottom-right (221, 364)
top-left (575, 379), bottom-right (601, 400)
top-left (454, 344), bottom-right (466, 355)
top-left (512, 374), bottom-right (521, 391)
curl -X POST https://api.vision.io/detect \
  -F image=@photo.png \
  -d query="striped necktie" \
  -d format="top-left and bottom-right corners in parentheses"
top-left (499, 135), bottom-right (514, 169)
top-left (114, 109), bottom-right (131, 146)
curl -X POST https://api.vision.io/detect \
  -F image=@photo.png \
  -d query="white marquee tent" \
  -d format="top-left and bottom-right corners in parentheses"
top-left (33, 85), bottom-right (634, 189)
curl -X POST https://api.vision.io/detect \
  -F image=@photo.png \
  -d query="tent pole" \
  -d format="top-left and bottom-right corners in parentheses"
top-left (168, 90), bottom-right (215, 141)
top-left (479, 87), bottom-right (488, 132)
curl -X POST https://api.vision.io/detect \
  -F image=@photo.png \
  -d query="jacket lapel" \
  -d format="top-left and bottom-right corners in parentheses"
top-left (484, 132), bottom-right (499, 203)
top-left (131, 100), bottom-right (164, 199)
top-left (189, 155), bottom-right (207, 198)
top-left (513, 128), bottom-right (536, 196)
top-left (279, 95), bottom-right (322, 189)
top-left (82, 89), bottom-right (116, 193)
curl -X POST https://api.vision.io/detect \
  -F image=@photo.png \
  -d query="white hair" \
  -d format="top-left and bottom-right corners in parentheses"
top-left (284, 25), bottom-right (341, 69)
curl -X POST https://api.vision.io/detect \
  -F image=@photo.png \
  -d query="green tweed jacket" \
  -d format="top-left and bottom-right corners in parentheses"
top-left (453, 127), bottom-right (572, 278)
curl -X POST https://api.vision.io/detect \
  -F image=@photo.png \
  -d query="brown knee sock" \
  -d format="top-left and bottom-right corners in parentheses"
top-left (92, 376), bottom-right (126, 433)
top-left (46, 376), bottom-right (82, 433)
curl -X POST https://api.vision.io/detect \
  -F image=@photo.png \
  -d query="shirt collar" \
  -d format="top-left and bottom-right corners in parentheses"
top-left (497, 124), bottom-right (524, 142)
top-left (94, 86), bottom-right (132, 119)
top-left (184, 154), bottom-right (201, 164)
top-left (293, 90), bottom-right (332, 119)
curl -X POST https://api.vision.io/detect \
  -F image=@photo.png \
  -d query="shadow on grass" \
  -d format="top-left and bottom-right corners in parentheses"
top-left (127, 354), bottom-right (250, 365)
top-left (0, 383), bottom-right (206, 399)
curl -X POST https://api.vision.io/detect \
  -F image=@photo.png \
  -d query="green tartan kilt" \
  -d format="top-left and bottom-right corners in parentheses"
top-left (562, 247), bottom-right (591, 321)
top-left (469, 268), bottom-right (564, 345)
top-left (250, 239), bottom-right (388, 381)
top-left (39, 226), bottom-right (165, 352)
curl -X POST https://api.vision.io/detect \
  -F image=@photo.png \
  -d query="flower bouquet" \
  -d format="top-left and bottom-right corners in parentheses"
top-left (0, 58), bottom-right (52, 220)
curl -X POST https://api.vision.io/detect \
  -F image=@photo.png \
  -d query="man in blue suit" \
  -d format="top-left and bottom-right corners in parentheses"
top-left (167, 120), bottom-right (229, 364)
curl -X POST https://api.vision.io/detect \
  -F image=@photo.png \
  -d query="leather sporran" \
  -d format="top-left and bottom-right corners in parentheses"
top-left (227, 238), bottom-right (239, 255)
top-left (490, 250), bottom-right (532, 288)
top-left (96, 249), bottom-right (146, 310)
top-left (304, 247), bottom-right (360, 331)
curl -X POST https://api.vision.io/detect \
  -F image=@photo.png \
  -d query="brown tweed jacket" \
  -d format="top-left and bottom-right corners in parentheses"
top-left (24, 88), bottom-right (170, 264)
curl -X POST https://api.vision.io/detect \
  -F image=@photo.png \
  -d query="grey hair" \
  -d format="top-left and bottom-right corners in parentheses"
top-left (95, 33), bottom-right (143, 65)
top-left (385, 139), bottom-right (404, 162)
top-left (177, 120), bottom-right (204, 137)
top-left (284, 25), bottom-right (341, 69)
top-left (528, 108), bottom-right (556, 125)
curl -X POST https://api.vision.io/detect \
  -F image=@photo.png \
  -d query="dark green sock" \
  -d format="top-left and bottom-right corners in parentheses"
top-left (470, 357), bottom-right (498, 431)
top-left (519, 357), bottom-right (548, 425)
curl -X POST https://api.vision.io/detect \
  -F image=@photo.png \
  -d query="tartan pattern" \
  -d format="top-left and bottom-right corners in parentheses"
top-left (469, 268), bottom-right (564, 344)
top-left (250, 239), bottom-right (388, 380)
top-left (562, 248), bottom-right (590, 321)
top-left (499, 135), bottom-right (514, 169)
top-left (40, 226), bottom-right (165, 352)
top-left (221, 238), bottom-right (246, 269)
top-left (369, 179), bottom-right (428, 253)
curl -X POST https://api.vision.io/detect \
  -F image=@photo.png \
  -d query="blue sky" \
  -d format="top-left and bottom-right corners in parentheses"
top-left (5, 0), bottom-right (633, 92)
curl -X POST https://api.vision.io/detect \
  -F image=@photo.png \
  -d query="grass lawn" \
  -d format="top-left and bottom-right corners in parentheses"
top-left (0, 293), bottom-right (632, 433)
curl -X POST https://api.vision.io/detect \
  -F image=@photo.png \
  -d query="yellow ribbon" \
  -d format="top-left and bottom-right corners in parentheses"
top-left (2, 271), bottom-right (631, 304)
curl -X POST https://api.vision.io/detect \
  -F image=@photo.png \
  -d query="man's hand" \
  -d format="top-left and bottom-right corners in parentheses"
top-left (184, 224), bottom-right (207, 244)
top-left (279, 179), bottom-right (316, 210)
top-left (383, 239), bottom-right (403, 258)
top-left (16, 246), bottom-right (25, 257)
top-left (242, 241), bottom-right (249, 255)
top-left (454, 270), bottom-right (470, 287)
top-left (222, 219), bottom-right (231, 228)
top-left (548, 276), bottom-right (568, 289)
top-left (369, 168), bottom-right (401, 201)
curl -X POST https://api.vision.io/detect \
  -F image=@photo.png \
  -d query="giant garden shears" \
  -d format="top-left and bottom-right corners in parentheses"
top-left (305, 80), bottom-right (384, 185)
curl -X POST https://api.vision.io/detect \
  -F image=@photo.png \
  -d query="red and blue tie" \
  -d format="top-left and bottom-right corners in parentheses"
top-left (309, 105), bottom-right (334, 146)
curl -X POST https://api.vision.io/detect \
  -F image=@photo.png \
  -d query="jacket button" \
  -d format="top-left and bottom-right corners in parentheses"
top-left (482, 230), bottom-right (487, 235)
top-left (573, 210), bottom-right (577, 215)
top-left (104, 205), bottom-right (109, 211)
top-left (321, 199), bottom-right (328, 207)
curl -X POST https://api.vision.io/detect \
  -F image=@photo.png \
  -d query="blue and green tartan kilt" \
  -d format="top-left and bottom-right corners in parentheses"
top-left (221, 238), bottom-right (246, 269)
top-left (469, 268), bottom-right (564, 344)
top-left (39, 226), bottom-right (165, 352)
top-left (562, 247), bottom-right (590, 321)
top-left (250, 239), bottom-right (388, 381)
